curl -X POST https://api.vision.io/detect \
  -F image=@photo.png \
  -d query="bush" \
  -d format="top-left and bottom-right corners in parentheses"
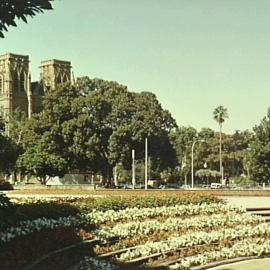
top-left (0, 192), bottom-right (222, 230)
top-left (231, 176), bottom-right (255, 186)
top-left (0, 193), bottom-right (15, 230)
top-left (15, 202), bottom-right (80, 221)
top-left (0, 193), bottom-right (13, 209)
top-left (0, 180), bottom-right (13, 190)
top-left (75, 193), bottom-right (223, 213)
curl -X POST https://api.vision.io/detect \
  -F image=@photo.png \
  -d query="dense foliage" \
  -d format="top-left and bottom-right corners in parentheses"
top-left (0, 0), bottom-right (53, 37)
top-left (0, 76), bottom-right (268, 185)
top-left (0, 133), bottom-right (20, 173)
top-left (0, 193), bottom-right (15, 230)
top-left (18, 78), bottom-right (177, 183)
top-left (17, 148), bottom-right (67, 184)
top-left (249, 108), bottom-right (270, 183)
top-left (170, 127), bottom-right (253, 183)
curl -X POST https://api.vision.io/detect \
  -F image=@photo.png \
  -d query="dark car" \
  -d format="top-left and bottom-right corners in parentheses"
top-left (159, 183), bottom-right (180, 189)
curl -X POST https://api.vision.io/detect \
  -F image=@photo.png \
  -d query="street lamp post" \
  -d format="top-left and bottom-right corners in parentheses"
top-left (145, 137), bottom-right (148, 190)
top-left (191, 139), bottom-right (205, 189)
top-left (132, 149), bottom-right (135, 189)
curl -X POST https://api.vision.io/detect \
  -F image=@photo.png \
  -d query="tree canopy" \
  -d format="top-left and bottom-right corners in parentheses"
top-left (19, 77), bottom-right (177, 183)
top-left (16, 147), bottom-right (67, 184)
top-left (0, 0), bottom-right (53, 37)
top-left (249, 108), bottom-right (270, 183)
top-left (213, 106), bottom-right (228, 126)
top-left (0, 133), bottom-right (20, 173)
top-left (170, 126), bottom-right (253, 183)
top-left (196, 130), bottom-right (253, 178)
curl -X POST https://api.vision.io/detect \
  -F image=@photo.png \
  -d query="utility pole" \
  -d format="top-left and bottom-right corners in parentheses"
top-left (145, 137), bottom-right (148, 190)
top-left (132, 149), bottom-right (135, 189)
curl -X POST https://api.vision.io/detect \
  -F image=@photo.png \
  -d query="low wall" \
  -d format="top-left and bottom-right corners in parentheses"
top-left (46, 174), bottom-right (93, 185)
top-left (13, 184), bottom-right (96, 190)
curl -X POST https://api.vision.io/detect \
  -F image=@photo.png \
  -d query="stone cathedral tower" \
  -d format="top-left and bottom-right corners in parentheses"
top-left (0, 53), bottom-right (72, 126)
top-left (40, 59), bottom-right (72, 92)
top-left (0, 53), bottom-right (31, 120)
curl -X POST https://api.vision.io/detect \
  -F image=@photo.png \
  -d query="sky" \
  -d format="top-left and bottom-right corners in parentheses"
top-left (1, 0), bottom-right (270, 133)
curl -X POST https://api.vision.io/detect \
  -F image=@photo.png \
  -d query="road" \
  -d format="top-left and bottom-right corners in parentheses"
top-left (223, 196), bottom-right (270, 208)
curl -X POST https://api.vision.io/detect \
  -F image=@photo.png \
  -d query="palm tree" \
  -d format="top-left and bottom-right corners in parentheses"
top-left (213, 106), bottom-right (228, 181)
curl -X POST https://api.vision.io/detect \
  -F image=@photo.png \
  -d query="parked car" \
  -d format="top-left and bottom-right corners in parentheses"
top-left (181, 184), bottom-right (191, 189)
top-left (159, 183), bottom-right (181, 189)
top-left (210, 183), bottom-right (222, 189)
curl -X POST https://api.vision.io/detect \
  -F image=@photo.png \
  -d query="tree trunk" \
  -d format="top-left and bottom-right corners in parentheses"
top-left (219, 123), bottom-right (222, 182)
top-left (106, 165), bottom-right (113, 186)
top-left (41, 176), bottom-right (47, 185)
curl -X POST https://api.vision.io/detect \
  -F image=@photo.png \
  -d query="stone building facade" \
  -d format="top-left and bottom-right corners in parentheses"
top-left (0, 53), bottom-right (72, 123)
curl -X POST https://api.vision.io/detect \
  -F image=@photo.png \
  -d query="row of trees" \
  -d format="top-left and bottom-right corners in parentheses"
top-left (1, 1), bottom-right (270, 185)
top-left (1, 77), bottom-right (176, 184)
top-left (169, 126), bottom-right (253, 183)
top-left (0, 77), bottom-right (270, 185)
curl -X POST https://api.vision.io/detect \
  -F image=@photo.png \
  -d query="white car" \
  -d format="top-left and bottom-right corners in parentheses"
top-left (210, 183), bottom-right (222, 189)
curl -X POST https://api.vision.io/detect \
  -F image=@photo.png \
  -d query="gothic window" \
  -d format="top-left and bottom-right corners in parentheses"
top-left (63, 74), bottom-right (69, 83)
top-left (13, 72), bottom-right (19, 92)
top-left (0, 76), bottom-right (3, 94)
top-left (56, 74), bottom-right (62, 84)
top-left (20, 72), bottom-right (25, 92)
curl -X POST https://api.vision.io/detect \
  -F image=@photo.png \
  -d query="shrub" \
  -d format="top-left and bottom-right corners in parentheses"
top-left (0, 193), bottom-right (13, 209)
top-left (0, 193), bottom-right (15, 230)
top-left (231, 176), bottom-right (255, 186)
top-left (75, 193), bottom-right (223, 213)
top-left (15, 202), bottom-right (80, 221)
top-left (0, 180), bottom-right (13, 190)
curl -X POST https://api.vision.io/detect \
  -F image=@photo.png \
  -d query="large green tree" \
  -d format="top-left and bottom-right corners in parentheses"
top-left (213, 105), bottom-right (228, 180)
top-left (0, 0), bottom-right (53, 37)
top-left (20, 78), bottom-right (177, 183)
top-left (249, 108), bottom-right (270, 183)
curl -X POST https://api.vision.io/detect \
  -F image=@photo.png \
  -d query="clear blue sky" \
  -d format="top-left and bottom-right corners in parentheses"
top-left (1, 0), bottom-right (270, 133)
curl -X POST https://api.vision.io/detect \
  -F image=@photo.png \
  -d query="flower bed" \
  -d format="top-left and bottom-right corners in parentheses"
top-left (0, 227), bottom-right (91, 270)
top-left (86, 202), bottom-right (238, 226)
top-left (169, 238), bottom-right (270, 270)
top-left (71, 198), bottom-right (268, 269)
top-left (94, 212), bottom-right (259, 241)
top-left (117, 223), bottom-right (270, 262)
top-left (1, 202), bottom-right (234, 244)
top-left (1, 192), bottom-right (268, 270)
top-left (1, 193), bottom-right (222, 229)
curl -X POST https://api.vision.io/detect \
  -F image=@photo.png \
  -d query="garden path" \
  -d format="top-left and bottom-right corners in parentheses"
top-left (210, 258), bottom-right (270, 270)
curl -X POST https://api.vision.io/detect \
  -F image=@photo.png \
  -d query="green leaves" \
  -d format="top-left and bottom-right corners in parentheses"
top-left (0, 0), bottom-right (53, 37)
top-left (16, 147), bottom-right (67, 184)
top-left (213, 105), bottom-right (228, 125)
top-left (249, 111), bottom-right (270, 182)
top-left (18, 78), bottom-right (177, 182)
top-left (171, 126), bottom-right (253, 181)
top-left (0, 133), bottom-right (21, 173)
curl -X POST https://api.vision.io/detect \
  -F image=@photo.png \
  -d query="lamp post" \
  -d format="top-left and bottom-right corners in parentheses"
top-left (145, 137), bottom-right (148, 190)
top-left (132, 149), bottom-right (135, 189)
top-left (191, 139), bottom-right (205, 189)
